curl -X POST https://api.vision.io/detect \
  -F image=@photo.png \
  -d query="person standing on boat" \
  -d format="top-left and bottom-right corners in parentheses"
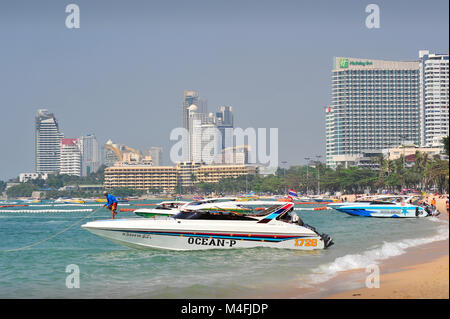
top-left (104, 192), bottom-right (118, 219)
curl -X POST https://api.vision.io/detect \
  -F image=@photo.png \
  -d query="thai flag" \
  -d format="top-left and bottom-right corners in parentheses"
top-left (288, 189), bottom-right (298, 198)
top-left (288, 189), bottom-right (298, 201)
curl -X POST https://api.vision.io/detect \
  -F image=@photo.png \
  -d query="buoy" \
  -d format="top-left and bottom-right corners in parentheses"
top-left (294, 202), bottom-right (318, 205)
top-left (0, 204), bottom-right (29, 208)
top-left (0, 209), bottom-right (93, 213)
top-left (294, 207), bottom-right (330, 211)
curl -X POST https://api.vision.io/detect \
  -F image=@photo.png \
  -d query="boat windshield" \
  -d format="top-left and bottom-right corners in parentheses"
top-left (173, 211), bottom-right (257, 221)
top-left (160, 202), bottom-right (184, 208)
top-left (369, 201), bottom-right (397, 205)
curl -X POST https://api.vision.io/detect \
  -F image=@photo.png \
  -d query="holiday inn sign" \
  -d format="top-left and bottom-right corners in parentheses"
top-left (338, 58), bottom-right (373, 68)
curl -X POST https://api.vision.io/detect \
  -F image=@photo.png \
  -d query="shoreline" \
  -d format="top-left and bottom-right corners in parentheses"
top-left (248, 213), bottom-right (449, 299)
top-left (311, 213), bottom-right (449, 299)
top-left (245, 212), bottom-right (449, 299)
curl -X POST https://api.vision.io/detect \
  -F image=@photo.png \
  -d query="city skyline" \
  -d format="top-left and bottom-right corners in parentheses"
top-left (1, 0), bottom-right (449, 180)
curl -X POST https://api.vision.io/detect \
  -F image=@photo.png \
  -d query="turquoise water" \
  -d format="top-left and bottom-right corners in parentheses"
top-left (0, 200), bottom-right (448, 298)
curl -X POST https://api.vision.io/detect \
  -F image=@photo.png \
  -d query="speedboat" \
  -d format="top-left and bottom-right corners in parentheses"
top-left (82, 202), bottom-right (334, 251)
top-left (333, 197), bottom-right (430, 218)
top-left (314, 198), bottom-right (340, 203)
top-left (54, 197), bottom-right (85, 204)
top-left (134, 198), bottom-right (248, 218)
top-left (327, 195), bottom-right (408, 210)
top-left (134, 201), bottom-right (190, 218)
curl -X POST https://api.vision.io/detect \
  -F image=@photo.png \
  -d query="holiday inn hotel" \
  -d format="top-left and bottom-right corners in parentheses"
top-left (326, 56), bottom-right (421, 168)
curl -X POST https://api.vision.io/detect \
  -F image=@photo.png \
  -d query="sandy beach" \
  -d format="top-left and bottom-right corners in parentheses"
top-left (328, 254), bottom-right (448, 299)
top-left (246, 199), bottom-right (449, 300)
top-left (324, 212), bottom-right (449, 299)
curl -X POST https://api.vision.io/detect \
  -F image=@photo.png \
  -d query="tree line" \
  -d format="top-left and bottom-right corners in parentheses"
top-left (2, 138), bottom-right (449, 198)
top-left (193, 151), bottom-right (449, 195)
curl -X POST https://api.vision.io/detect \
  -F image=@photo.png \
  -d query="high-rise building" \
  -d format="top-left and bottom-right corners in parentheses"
top-left (419, 50), bottom-right (449, 147)
top-left (215, 106), bottom-right (234, 150)
top-left (197, 98), bottom-right (208, 115)
top-left (60, 138), bottom-right (81, 176)
top-left (104, 140), bottom-right (122, 167)
top-left (79, 134), bottom-right (100, 176)
top-left (188, 106), bottom-right (208, 163)
top-left (35, 109), bottom-right (64, 174)
top-left (326, 57), bottom-right (420, 168)
top-left (145, 147), bottom-right (163, 166)
top-left (183, 90), bottom-right (199, 131)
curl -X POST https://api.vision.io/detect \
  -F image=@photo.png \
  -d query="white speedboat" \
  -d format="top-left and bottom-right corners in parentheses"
top-left (82, 202), bottom-right (334, 251)
top-left (134, 197), bottom-right (241, 218)
top-left (134, 201), bottom-right (190, 218)
top-left (327, 195), bottom-right (408, 210)
top-left (54, 197), bottom-right (85, 204)
top-left (333, 197), bottom-right (431, 218)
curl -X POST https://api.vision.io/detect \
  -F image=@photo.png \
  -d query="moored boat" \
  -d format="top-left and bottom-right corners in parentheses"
top-left (134, 201), bottom-right (190, 218)
top-left (333, 197), bottom-right (432, 218)
top-left (82, 202), bottom-right (334, 251)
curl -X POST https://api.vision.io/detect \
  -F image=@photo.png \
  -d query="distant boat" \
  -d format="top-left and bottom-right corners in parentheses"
top-left (55, 197), bottom-right (85, 204)
top-left (134, 201), bottom-right (190, 218)
top-left (19, 198), bottom-right (41, 204)
top-left (314, 198), bottom-right (341, 203)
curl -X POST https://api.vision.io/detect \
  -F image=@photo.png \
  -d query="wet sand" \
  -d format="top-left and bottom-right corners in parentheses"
top-left (324, 212), bottom-right (449, 299)
top-left (282, 213), bottom-right (449, 299)
top-left (326, 241), bottom-right (449, 299)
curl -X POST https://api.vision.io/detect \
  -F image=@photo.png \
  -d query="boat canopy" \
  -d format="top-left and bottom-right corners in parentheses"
top-left (173, 203), bottom-right (295, 222)
top-left (172, 210), bottom-right (257, 221)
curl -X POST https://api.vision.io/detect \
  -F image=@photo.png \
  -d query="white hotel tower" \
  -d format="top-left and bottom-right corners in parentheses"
top-left (35, 109), bottom-right (64, 174)
top-left (326, 57), bottom-right (420, 168)
top-left (419, 50), bottom-right (449, 147)
top-left (60, 138), bottom-right (82, 176)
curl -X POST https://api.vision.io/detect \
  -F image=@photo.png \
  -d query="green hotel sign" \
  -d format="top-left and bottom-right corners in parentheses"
top-left (339, 58), bottom-right (349, 68)
top-left (339, 58), bottom-right (373, 68)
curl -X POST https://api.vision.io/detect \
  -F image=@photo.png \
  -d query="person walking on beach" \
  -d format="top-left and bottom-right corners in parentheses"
top-left (104, 191), bottom-right (119, 219)
top-left (431, 197), bottom-right (437, 210)
top-left (446, 196), bottom-right (449, 215)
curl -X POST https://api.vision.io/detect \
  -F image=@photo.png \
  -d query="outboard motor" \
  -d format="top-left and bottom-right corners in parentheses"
top-left (320, 233), bottom-right (334, 248)
top-left (303, 223), bottom-right (334, 248)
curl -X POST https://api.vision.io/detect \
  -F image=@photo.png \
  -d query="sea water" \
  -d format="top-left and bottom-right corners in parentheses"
top-left (0, 200), bottom-right (448, 298)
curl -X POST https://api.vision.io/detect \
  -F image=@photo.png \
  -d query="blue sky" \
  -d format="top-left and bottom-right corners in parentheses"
top-left (0, 0), bottom-right (448, 180)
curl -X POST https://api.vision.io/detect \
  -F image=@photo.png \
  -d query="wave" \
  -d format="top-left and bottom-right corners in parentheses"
top-left (299, 219), bottom-right (449, 287)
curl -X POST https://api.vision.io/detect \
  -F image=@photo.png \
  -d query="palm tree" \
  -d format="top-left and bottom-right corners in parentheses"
top-left (442, 136), bottom-right (449, 157)
top-left (425, 157), bottom-right (449, 193)
top-left (414, 151), bottom-right (429, 190)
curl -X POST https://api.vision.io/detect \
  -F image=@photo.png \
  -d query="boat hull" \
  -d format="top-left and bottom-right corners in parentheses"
top-left (82, 219), bottom-right (330, 251)
top-left (335, 206), bottom-right (428, 218)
